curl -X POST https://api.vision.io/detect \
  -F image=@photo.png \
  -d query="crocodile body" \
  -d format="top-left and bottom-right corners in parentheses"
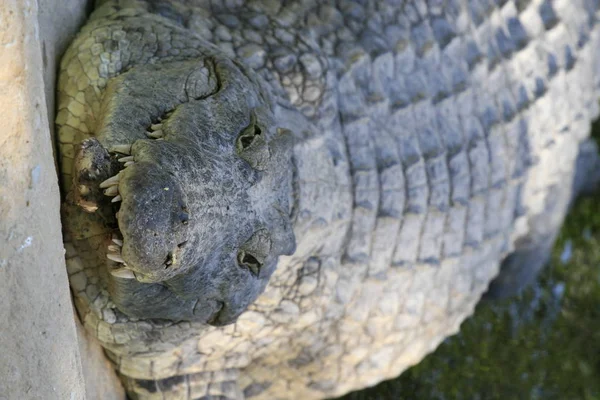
top-left (57, 0), bottom-right (600, 398)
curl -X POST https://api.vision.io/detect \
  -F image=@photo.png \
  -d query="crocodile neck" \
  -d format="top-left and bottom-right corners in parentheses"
top-left (273, 103), bottom-right (353, 263)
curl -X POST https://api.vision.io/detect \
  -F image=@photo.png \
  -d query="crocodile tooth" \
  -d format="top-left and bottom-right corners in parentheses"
top-left (104, 186), bottom-right (119, 196)
top-left (107, 253), bottom-right (125, 263)
top-left (112, 238), bottom-right (123, 246)
top-left (124, 161), bottom-right (135, 167)
top-left (99, 174), bottom-right (120, 188)
top-left (108, 244), bottom-right (121, 252)
top-left (78, 185), bottom-right (90, 195)
top-left (112, 195), bottom-right (122, 203)
top-left (118, 156), bottom-right (134, 163)
top-left (150, 123), bottom-right (163, 131)
top-left (146, 130), bottom-right (163, 139)
top-left (110, 267), bottom-right (135, 279)
top-left (111, 144), bottom-right (131, 154)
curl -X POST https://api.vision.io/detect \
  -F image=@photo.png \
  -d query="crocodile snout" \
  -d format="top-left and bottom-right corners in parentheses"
top-left (116, 159), bottom-right (190, 282)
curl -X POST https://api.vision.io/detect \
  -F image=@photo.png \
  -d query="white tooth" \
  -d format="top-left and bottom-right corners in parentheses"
top-left (112, 238), bottom-right (123, 246)
top-left (108, 244), bottom-right (120, 252)
top-left (156, 138), bottom-right (164, 141)
top-left (104, 186), bottom-right (119, 196)
top-left (111, 144), bottom-right (131, 154)
top-left (107, 253), bottom-right (125, 263)
top-left (112, 195), bottom-right (122, 203)
top-left (147, 130), bottom-right (163, 139)
top-left (99, 175), bottom-right (120, 188)
top-left (151, 123), bottom-right (163, 131)
top-left (118, 156), bottom-right (134, 163)
top-left (110, 268), bottom-right (135, 279)
top-left (124, 161), bottom-right (135, 167)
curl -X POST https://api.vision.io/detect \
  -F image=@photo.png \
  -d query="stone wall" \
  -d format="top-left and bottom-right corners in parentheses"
top-left (0, 1), bottom-right (124, 398)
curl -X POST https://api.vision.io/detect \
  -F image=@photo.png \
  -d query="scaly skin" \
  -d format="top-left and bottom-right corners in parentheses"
top-left (57, 0), bottom-right (600, 399)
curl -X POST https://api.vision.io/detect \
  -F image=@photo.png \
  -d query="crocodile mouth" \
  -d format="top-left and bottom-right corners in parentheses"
top-left (101, 155), bottom-right (134, 280)
top-left (99, 118), bottom-right (189, 283)
top-left (91, 110), bottom-right (189, 282)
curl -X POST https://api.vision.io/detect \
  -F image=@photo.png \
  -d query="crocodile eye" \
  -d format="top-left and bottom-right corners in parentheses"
top-left (236, 229), bottom-right (271, 277)
top-left (237, 250), bottom-right (263, 277)
top-left (236, 112), bottom-right (269, 170)
top-left (239, 125), bottom-right (262, 149)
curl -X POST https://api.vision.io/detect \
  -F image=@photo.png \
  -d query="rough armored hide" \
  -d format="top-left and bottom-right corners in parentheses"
top-left (56, 0), bottom-right (600, 399)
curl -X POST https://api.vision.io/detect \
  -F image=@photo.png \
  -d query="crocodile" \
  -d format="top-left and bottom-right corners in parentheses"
top-left (56, 0), bottom-right (600, 398)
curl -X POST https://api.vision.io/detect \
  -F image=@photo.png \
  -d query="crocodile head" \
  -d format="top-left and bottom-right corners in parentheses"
top-left (68, 56), bottom-right (296, 326)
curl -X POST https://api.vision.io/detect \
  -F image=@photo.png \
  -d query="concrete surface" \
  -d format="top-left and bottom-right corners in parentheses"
top-left (0, 1), bottom-right (124, 398)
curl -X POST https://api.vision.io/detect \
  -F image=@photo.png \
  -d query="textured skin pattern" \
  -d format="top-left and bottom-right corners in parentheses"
top-left (57, 0), bottom-right (600, 399)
